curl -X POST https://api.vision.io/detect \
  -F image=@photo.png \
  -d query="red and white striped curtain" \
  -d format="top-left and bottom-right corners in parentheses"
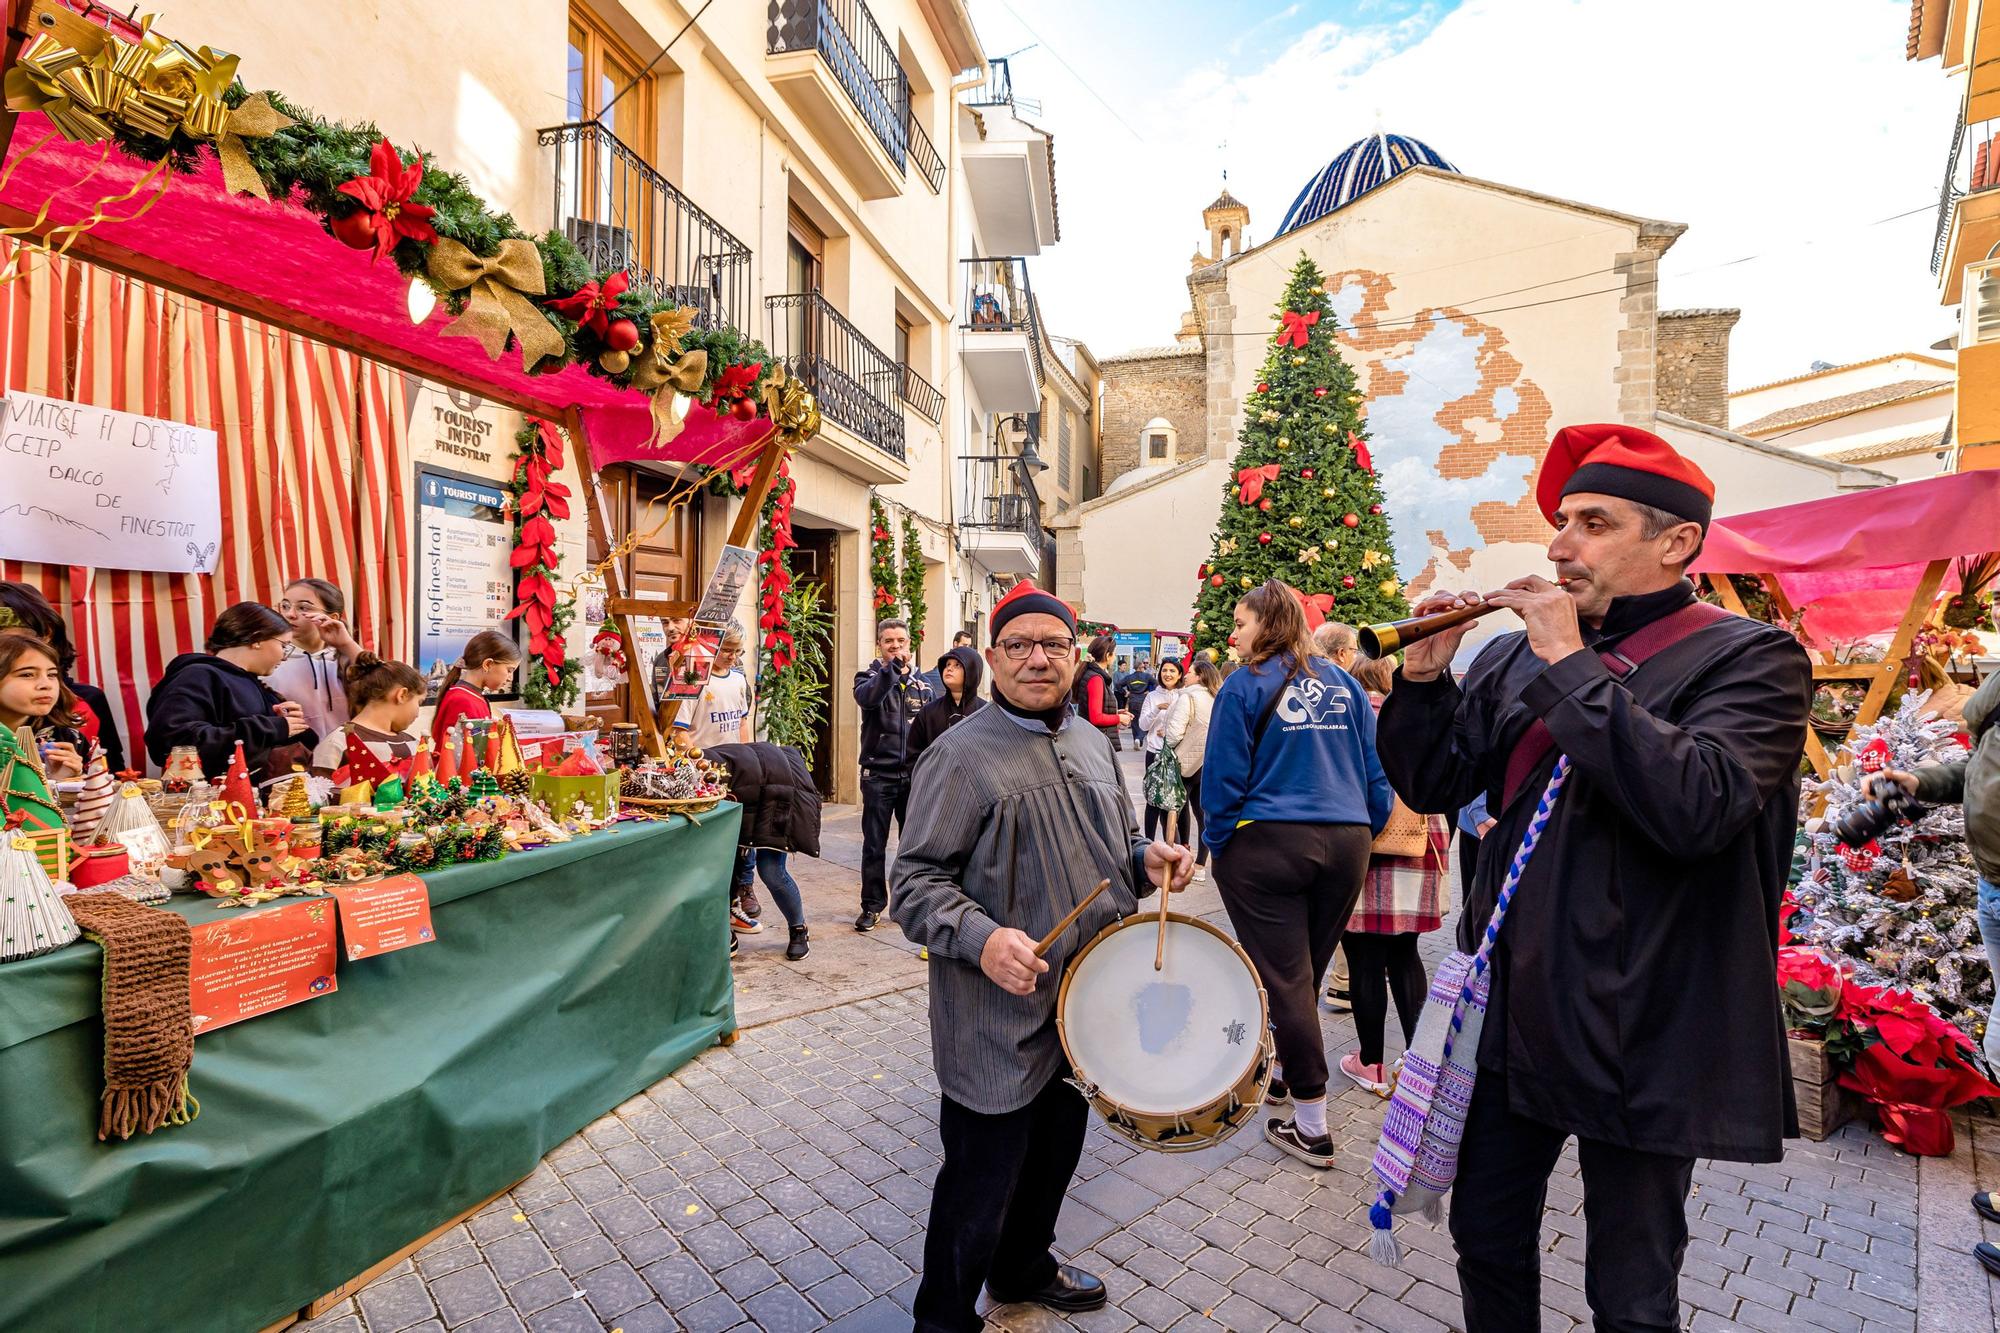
top-left (0, 243), bottom-right (413, 768)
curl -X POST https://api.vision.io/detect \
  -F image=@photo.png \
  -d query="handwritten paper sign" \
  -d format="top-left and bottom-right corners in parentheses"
top-left (0, 390), bottom-right (221, 573)
top-left (329, 873), bottom-right (437, 961)
top-left (188, 898), bottom-right (339, 1035)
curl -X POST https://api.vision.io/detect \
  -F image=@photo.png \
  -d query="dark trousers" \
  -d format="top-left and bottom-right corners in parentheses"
top-left (1459, 828), bottom-right (1482, 897)
top-left (1141, 770), bottom-right (1202, 860)
top-left (1214, 821), bottom-right (1371, 1099)
top-left (1343, 930), bottom-right (1426, 1066)
top-left (913, 1069), bottom-right (1089, 1333)
top-left (1451, 1075), bottom-right (1695, 1333)
top-left (859, 771), bottom-right (909, 913)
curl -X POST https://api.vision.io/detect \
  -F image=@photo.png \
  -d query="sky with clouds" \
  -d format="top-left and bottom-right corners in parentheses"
top-left (967, 0), bottom-right (1961, 390)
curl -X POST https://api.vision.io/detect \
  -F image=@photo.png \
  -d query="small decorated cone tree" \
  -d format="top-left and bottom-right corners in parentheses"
top-left (1191, 255), bottom-right (1406, 656)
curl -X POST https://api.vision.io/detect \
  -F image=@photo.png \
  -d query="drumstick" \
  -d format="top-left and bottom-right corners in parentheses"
top-left (1034, 878), bottom-right (1112, 958)
top-left (1156, 809), bottom-right (1177, 971)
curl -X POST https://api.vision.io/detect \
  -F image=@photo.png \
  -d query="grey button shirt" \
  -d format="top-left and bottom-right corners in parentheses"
top-left (891, 703), bottom-right (1155, 1114)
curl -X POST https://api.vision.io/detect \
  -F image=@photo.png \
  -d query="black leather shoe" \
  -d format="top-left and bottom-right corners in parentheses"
top-left (1977, 1241), bottom-right (2000, 1279)
top-left (1975, 1191), bottom-right (2000, 1225)
top-left (854, 910), bottom-right (879, 933)
top-left (988, 1264), bottom-right (1107, 1313)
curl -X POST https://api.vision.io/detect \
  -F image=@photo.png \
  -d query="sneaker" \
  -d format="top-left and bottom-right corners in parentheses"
top-left (1266, 1117), bottom-right (1335, 1169)
top-left (729, 933), bottom-right (739, 957)
top-left (786, 926), bottom-right (811, 961)
top-left (1340, 1051), bottom-right (1391, 1097)
top-left (855, 910), bottom-right (879, 933)
top-left (731, 907), bottom-right (763, 934)
top-left (739, 888), bottom-right (763, 920)
top-left (1978, 1241), bottom-right (2000, 1279)
top-left (1192, 866), bottom-right (1207, 883)
top-left (1266, 1076), bottom-right (1290, 1107)
top-left (1324, 986), bottom-right (1352, 1012)
top-left (1976, 1191), bottom-right (2000, 1225)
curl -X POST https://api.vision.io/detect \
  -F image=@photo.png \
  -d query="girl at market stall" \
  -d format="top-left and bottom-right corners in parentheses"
top-left (429, 629), bottom-right (523, 749)
top-left (268, 578), bottom-right (361, 739)
top-left (312, 654), bottom-right (427, 784)
top-left (144, 602), bottom-right (312, 783)
top-left (0, 581), bottom-right (125, 772)
top-left (0, 629), bottom-right (98, 780)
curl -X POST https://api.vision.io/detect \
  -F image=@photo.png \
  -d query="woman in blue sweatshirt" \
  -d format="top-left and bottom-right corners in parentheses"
top-left (1202, 579), bottom-right (1392, 1168)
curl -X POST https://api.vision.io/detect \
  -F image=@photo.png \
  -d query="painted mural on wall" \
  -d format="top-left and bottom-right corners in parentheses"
top-left (1326, 271), bottom-right (1551, 591)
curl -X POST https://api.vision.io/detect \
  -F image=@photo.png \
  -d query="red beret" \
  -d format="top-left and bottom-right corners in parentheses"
top-left (990, 579), bottom-right (1076, 641)
top-left (1534, 424), bottom-right (1715, 529)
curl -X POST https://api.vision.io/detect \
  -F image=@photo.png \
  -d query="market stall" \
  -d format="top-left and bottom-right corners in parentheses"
top-left (0, 815), bottom-right (738, 1332)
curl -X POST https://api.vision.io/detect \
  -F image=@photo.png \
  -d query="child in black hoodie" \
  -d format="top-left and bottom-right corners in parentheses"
top-left (146, 602), bottom-right (316, 783)
top-left (909, 646), bottom-right (985, 765)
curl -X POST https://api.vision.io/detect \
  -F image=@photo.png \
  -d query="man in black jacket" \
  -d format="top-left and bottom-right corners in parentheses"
top-left (1377, 425), bottom-right (1810, 1333)
top-left (852, 618), bottom-right (932, 932)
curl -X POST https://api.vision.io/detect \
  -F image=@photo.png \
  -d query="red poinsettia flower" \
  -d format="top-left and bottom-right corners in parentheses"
top-left (337, 139), bottom-right (439, 263)
top-left (710, 362), bottom-right (763, 407)
top-left (545, 270), bottom-right (631, 338)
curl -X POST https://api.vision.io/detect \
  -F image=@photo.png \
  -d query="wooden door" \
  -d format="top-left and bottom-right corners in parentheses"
top-left (585, 467), bottom-right (702, 729)
top-left (790, 524), bottom-right (838, 797)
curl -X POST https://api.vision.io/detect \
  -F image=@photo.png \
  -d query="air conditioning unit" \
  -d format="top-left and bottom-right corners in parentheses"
top-left (1966, 259), bottom-right (2000, 346)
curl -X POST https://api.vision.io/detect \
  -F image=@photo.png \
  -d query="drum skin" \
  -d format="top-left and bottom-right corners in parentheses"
top-left (1056, 912), bottom-right (1273, 1153)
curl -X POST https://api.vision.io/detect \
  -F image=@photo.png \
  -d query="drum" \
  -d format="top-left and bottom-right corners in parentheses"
top-left (1056, 911), bottom-right (1272, 1153)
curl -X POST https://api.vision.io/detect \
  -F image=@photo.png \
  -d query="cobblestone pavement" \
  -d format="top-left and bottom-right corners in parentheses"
top-left (296, 752), bottom-right (1995, 1333)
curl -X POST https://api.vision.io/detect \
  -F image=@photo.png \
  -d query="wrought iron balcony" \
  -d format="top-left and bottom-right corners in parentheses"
top-left (766, 292), bottom-right (906, 461)
top-left (959, 258), bottom-right (1042, 410)
top-left (540, 121), bottom-right (752, 333)
top-left (961, 56), bottom-right (1043, 119)
top-left (900, 362), bottom-right (945, 425)
top-left (767, 0), bottom-right (940, 192)
top-left (962, 450), bottom-right (1043, 533)
top-left (961, 256), bottom-right (1036, 333)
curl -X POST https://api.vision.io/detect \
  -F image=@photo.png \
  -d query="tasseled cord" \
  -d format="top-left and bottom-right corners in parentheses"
top-left (1368, 1193), bottom-right (1402, 1267)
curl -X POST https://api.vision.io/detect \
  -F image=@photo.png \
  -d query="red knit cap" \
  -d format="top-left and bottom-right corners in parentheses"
top-left (1534, 424), bottom-right (1715, 528)
top-left (989, 579), bottom-right (1076, 641)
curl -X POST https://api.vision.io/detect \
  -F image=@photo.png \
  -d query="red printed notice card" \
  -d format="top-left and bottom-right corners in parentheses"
top-left (329, 873), bottom-right (437, 961)
top-left (188, 898), bottom-right (340, 1035)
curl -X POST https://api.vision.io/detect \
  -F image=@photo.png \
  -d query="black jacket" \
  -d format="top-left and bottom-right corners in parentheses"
top-left (852, 657), bottom-right (933, 778)
top-left (1377, 582), bottom-right (1810, 1163)
top-left (910, 648), bottom-right (986, 764)
top-left (145, 653), bottom-right (315, 782)
top-left (708, 742), bottom-right (821, 856)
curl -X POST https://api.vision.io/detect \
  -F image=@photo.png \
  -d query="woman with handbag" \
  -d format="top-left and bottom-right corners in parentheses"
top-left (1201, 580), bottom-right (1392, 1168)
top-left (1339, 654), bottom-right (1450, 1096)
top-left (1138, 658), bottom-right (1186, 839)
top-left (1165, 658), bottom-right (1218, 881)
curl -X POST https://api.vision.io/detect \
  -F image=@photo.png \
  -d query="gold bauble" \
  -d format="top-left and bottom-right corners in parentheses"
top-left (1311, 284), bottom-right (1326, 294)
top-left (1240, 576), bottom-right (1253, 589)
top-left (1322, 424), bottom-right (1338, 435)
top-left (1322, 487), bottom-right (1337, 499)
top-left (1277, 435), bottom-right (1290, 448)
top-left (1287, 516), bottom-right (1304, 528)
top-left (1347, 394), bottom-right (1364, 405)
top-left (1379, 578), bottom-right (1399, 596)
top-left (599, 348), bottom-right (631, 374)
top-left (1290, 355), bottom-right (1306, 365)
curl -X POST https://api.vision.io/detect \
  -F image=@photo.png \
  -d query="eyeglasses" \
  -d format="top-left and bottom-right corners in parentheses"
top-left (996, 636), bottom-right (1076, 661)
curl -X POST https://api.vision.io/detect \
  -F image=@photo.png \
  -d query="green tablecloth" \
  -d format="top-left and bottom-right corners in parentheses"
top-left (0, 810), bottom-right (740, 1333)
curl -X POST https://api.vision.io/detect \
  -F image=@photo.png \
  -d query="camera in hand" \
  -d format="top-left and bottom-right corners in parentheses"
top-left (1831, 784), bottom-right (1920, 847)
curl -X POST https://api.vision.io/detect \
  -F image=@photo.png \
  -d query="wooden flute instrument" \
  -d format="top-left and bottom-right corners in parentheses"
top-left (1359, 581), bottom-right (1568, 657)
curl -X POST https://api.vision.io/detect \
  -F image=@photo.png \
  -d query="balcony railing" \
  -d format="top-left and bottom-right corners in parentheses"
top-left (907, 112), bottom-right (945, 194)
top-left (961, 449), bottom-right (1043, 538)
top-left (768, 0), bottom-right (916, 178)
top-left (766, 292), bottom-right (906, 461)
top-left (961, 257), bottom-right (1036, 333)
top-left (540, 121), bottom-right (752, 332)
top-left (1934, 110), bottom-right (1968, 276)
top-left (900, 362), bottom-right (945, 424)
top-left (961, 56), bottom-right (1043, 119)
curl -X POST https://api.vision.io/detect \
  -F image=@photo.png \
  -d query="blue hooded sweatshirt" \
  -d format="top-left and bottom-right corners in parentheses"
top-left (1200, 653), bottom-right (1392, 854)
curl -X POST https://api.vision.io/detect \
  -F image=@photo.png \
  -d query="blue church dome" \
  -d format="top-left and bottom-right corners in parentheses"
top-left (1277, 133), bottom-right (1458, 235)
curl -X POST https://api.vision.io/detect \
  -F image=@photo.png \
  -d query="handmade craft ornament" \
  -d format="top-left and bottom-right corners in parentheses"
top-left (68, 756), bottom-right (117, 843)
top-left (427, 237), bottom-right (566, 372)
top-left (160, 745), bottom-right (203, 792)
top-left (0, 724), bottom-right (63, 833)
top-left (217, 742), bottom-right (258, 821)
top-left (0, 814), bottom-right (79, 961)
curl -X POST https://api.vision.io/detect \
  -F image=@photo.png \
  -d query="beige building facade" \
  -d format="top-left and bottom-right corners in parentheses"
top-left (1729, 353), bottom-right (1956, 480)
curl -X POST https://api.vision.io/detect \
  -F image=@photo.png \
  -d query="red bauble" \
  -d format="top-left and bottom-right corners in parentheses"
top-left (1300, 468), bottom-right (1315, 479)
top-left (1209, 574), bottom-right (1225, 587)
top-left (1342, 513), bottom-right (1360, 528)
top-left (1258, 499), bottom-right (1272, 512)
top-left (604, 318), bottom-right (640, 351)
top-left (328, 209), bottom-right (378, 250)
top-left (1197, 563), bottom-right (1209, 578)
top-left (1313, 387), bottom-right (1328, 398)
top-left (731, 396), bottom-right (759, 421)
top-left (1257, 532), bottom-right (1272, 545)
top-left (1342, 576), bottom-right (1356, 589)
top-left (1256, 381), bottom-right (1269, 393)
top-left (1369, 503), bottom-right (1383, 515)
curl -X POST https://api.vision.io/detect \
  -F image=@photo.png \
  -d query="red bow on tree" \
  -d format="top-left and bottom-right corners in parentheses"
top-left (545, 270), bottom-right (631, 338)
top-left (1291, 589), bottom-right (1338, 631)
top-left (1350, 431), bottom-right (1373, 474)
top-left (1236, 464), bottom-right (1282, 506)
top-left (1277, 309), bottom-right (1320, 348)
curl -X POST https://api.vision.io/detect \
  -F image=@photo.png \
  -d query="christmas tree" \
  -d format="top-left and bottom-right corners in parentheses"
top-left (1191, 255), bottom-right (1405, 655)
top-left (1798, 692), bottom-right (1992, 1047)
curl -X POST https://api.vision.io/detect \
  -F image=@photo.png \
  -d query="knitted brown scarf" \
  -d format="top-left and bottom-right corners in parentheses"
top-left (64, 892), bottom-right (198, 1141)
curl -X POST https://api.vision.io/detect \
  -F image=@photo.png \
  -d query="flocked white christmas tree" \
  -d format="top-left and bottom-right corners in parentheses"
top-left (1798, 691), bottom-right (1991, 1047)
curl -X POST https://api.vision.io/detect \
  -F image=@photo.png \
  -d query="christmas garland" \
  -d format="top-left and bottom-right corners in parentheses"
top-left (2, 4), bottom-right (775, 439)
top-left (505, 420), bottom-right (581, 707)
top-left (899, 513), bottom-right (926, 648)
top-left (869, 497), bottom-right (899, 621)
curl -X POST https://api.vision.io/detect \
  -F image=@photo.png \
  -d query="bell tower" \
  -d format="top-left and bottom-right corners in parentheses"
top-left (1202, 187), bottom-right (1250, 264)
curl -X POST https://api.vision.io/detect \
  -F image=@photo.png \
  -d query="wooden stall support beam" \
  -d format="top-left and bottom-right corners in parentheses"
top-left (1704, 573), bottom-right (1752, 620)
top-left (1802, 723), bottom-right (1834, 780)
top-left (1854, 558), bottom-right (1949, 729)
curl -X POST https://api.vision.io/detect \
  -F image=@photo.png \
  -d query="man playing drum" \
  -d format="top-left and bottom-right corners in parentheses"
top-left (893, 579), bottom-right (1195, 1333)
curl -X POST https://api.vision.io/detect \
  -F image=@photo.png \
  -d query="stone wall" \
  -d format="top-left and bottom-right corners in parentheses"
top-left (1654, 308), bottom-right (1740, 429)
top-left (1097, 348), bottom-right (1205, 485)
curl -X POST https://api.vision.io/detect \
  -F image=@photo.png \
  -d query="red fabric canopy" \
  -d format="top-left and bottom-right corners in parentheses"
top-left (1691, 469), bottom-right (2000, 643)
top-left (0, 112), bottom-right (771, 470)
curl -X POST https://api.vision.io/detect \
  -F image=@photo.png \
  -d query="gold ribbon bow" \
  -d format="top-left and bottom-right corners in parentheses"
top-left (627, 308), bottom-right (708, 442)
top-left (761, 364), bottom-right (821, 445)
top-left (426, 237), bottom-right (566, 373)
top-left (5, 36), bottom-right (111, 142)
top-left (214, 93), bottom-right (293, 199)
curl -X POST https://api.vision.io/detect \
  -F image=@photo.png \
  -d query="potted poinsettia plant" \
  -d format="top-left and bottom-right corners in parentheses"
top-left (1834, 981), bottom-right (2000, 1156)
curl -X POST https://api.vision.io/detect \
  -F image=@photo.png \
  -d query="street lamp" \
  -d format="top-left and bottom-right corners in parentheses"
top-left (995, 413), bottom-right (1048, 475)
